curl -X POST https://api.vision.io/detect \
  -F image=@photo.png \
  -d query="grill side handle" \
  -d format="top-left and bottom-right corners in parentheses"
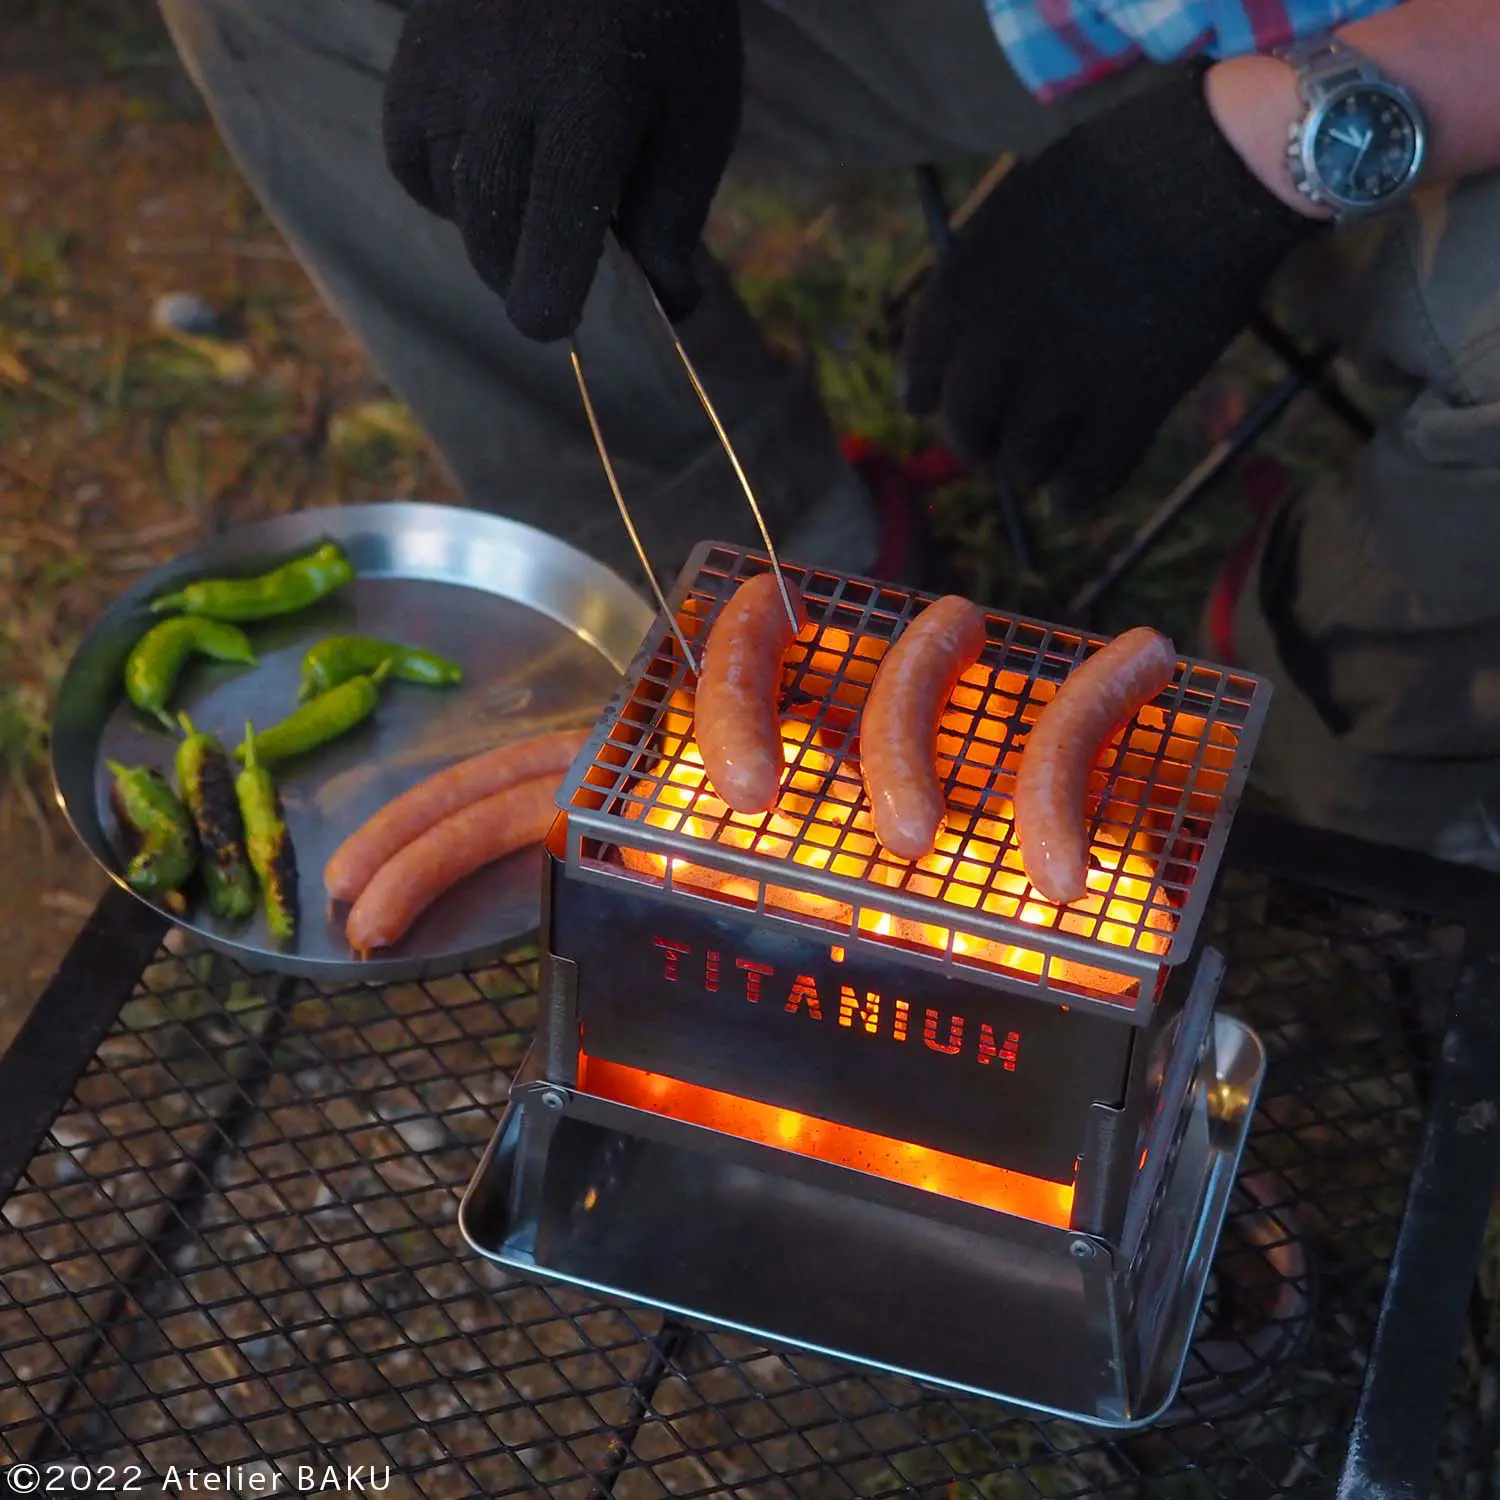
top-left (536, 819), bottom-right (582, 1087)
top-left (1072, 947), bottom-right (1223, 1241)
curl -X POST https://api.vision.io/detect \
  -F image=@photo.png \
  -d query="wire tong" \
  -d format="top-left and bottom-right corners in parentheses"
top-left (567, 239), bottom-right (800, 675)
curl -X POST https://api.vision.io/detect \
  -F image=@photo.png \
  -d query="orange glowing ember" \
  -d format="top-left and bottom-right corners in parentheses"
top-left (620, 670), bottom-right (1176, 1000)
top-left (579, 1053), bottom-right (1075, 1227)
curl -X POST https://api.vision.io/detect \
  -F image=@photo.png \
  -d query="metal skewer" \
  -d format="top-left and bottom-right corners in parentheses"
top-left (615, 242), bottom-right (802, 637)
top-left (568, 340), bottom-right (701, 675)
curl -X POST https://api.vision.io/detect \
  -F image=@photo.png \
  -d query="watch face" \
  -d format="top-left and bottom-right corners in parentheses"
top-left (1311, 86), bottom-right (1420, 207)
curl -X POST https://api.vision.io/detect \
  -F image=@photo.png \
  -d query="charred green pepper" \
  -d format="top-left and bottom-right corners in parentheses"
top-left (125, 616), bottom-right (257, 730)
top-left (297, 635), bottom-right (462, 701)
top-left (235, 657), bottom-right (392, 767)
top-left (175, 713), bottom-right (256, 922)
top-left (149, 541), bottom-right (355, 622)
top-left (107, 760), bottom-right (198, 907)
top-left (235, 723), bottom-right (298, 943)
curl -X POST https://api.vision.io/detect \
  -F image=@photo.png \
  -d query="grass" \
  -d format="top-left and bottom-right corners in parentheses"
top-left (12, 0), bottom-right (186, 79)
top-left (0, 683), bottom-right (48, 792)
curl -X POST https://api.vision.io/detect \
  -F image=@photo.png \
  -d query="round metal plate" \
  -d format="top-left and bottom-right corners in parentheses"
top-left (52, 502), bottom-right (652, 981)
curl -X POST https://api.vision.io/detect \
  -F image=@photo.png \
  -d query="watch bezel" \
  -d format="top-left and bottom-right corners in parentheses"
top-left (1292, 78), bottom-right (1428, 217)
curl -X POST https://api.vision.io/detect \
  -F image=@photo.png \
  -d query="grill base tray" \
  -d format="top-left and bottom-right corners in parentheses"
top-left (459, 1013), bottom-right (1265, 1430)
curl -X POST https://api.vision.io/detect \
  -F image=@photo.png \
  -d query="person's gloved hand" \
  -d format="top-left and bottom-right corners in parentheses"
top-left (899, 59), bottom-right (1322, 512)
top-left (383, 0), bottom-right (742, 342)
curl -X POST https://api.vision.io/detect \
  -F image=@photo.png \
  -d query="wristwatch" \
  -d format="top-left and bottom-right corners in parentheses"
top-left (1279, 37), bottom-right (1428, 219)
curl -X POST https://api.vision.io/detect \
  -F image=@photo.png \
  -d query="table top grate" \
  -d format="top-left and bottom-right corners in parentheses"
top-left (0, 866), bottom-right (1474, 1498)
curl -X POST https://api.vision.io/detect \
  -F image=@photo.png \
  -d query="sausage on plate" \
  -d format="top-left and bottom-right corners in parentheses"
top-left (324, 727), bottom-right (586, 903)
top-left (344, 773), bottom-right (561, 956)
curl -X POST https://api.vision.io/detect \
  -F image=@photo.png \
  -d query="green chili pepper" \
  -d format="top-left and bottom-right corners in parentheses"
top-left (125, 616), bottom-right (257, 731)
top-left (149, 541), bottom-right (355, 622)
top-left (235, 657), bottom-right (392, 767)
top-left (235, 723), bottom-right (299, 943)
top-left (107, 760), bottom-right (198, 906)
top-left (175, 714), bottom-right (257, 922)
top-left (297, 635), bottom-right (463, 701)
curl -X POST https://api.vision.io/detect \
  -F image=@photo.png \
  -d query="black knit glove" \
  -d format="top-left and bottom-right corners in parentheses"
top-left (383, 0), bottom-right (743, 341)
top-left (899, 60), bottom-right (1322, 511)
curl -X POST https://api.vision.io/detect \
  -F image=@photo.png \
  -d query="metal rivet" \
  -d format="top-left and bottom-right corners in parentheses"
top-left (540, 1088), bottom-right (568, 1111)
top-left (1069, 1238), bottom-right (1096, 1260)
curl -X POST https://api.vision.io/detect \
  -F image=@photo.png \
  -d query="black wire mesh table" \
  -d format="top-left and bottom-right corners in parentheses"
top-left (3, 814), bottom-right (1499, 1499)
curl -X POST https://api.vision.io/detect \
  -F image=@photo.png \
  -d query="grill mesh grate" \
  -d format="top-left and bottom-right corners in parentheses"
top-left (1, 869), bottom-right (1470, 1496)
top-left (561, 545), bottom-right (1269, 1000)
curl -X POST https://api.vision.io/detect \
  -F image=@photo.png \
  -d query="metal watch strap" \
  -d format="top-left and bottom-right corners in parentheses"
top-left (1280, 36), bottom-right (1377, 108)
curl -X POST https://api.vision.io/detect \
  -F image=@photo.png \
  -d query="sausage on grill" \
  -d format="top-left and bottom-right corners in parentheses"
top-left (694, 571), bottom-right (808, 814)
top-left (1014, 626), bottom-right (1177, 905)
top-left (860, 595), bottom-right (988, 861)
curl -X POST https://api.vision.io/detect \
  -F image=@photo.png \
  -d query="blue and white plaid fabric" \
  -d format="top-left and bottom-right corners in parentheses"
top-left (985, 0), bottom-right (1403, 101)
